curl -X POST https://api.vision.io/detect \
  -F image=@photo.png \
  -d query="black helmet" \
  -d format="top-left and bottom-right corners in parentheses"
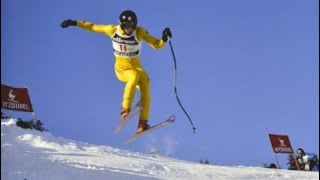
top-left (119, 10), bottom-right (137, 29)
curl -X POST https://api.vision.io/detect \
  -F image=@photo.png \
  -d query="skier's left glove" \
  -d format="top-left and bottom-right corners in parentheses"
top-left (162, 28), bottom-right (172, 42)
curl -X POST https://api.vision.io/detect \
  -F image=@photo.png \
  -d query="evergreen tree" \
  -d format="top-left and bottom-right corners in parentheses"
top-left (204, 159), bottom-right (210, 164)
top-left (200, 158), bottom-right (210, 165)
top-left (200, 159), bottom-right (203, 164)
top-left (287, 154), bottom-right (298, 170)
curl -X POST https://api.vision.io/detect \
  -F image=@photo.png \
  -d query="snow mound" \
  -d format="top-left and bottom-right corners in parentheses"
top-left (1, 118), bottom-right (319, 180)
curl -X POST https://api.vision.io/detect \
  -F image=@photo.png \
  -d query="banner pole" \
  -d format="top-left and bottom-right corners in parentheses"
top-left (266, 129), bottom-right (281, 169)
top-left (273, 153), bottom-right (281, 169)
top-left (291, 153), bottom-right (301, 170)
top-left (10, 110), bottom-right (14, 118)
top-left (25, 84), bottom-right (36, 123)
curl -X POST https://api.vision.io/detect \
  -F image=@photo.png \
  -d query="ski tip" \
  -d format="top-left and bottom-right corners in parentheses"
top-left (169, 115), bottom-right (176, 121)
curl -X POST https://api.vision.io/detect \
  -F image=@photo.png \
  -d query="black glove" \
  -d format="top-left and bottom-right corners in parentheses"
top-left (60, 19), bottom-right (77, 28)
top-left (162, 28), bottom-right (172, 42)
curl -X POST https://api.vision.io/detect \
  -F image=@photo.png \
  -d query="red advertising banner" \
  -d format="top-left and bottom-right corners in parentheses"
top-left (1, 84), bottom-right (34, 112)
top-left (268, 133), bottom-right (294, 154)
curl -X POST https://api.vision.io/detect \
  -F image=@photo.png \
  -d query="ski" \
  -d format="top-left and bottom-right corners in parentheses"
top-left (124, 115), bottom-right (175, 144)
top-left (113, 101), bottom-right (142, 134)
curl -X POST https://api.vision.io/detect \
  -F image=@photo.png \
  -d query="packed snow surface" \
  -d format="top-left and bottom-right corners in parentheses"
top-left (2, 118), bottom-right (318, 180)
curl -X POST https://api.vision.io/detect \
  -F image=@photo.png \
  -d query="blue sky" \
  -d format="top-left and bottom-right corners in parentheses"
top-left (2, 0), bottom-right (319, 167)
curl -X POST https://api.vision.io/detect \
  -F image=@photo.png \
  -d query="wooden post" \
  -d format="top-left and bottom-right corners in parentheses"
top-left (25, 84), bottom-right (37, 123)
top-left (291, 153), bottom-right (301, 170)
top-left (273, 153), bottom-right (281, 169)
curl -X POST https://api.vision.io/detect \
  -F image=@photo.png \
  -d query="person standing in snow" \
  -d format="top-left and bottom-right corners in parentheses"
top-left (296, 148), bottom-right (319, 171)
top-left (60, 10), bottom-right (172, 133)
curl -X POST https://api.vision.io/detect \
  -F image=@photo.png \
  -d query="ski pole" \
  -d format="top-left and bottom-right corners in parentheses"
top-left (168, 39), bottom-right (196, 134)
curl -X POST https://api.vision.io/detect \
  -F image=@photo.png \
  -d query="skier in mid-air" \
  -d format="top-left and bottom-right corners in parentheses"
top-left (61, 10), bottom-right (172, 134)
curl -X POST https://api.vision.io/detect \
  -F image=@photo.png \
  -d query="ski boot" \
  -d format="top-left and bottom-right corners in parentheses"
top-left (137, 120), bottom-right (150, 134)
top-left (120, 107), bottom-right (131, 120)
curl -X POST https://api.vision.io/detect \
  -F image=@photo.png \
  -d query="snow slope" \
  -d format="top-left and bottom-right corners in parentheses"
top-left (1, 118), bottom-right (319, 180)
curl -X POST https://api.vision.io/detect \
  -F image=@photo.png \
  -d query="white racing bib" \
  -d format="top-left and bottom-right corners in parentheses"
top-left (112, 27), bottom-right (142, 58)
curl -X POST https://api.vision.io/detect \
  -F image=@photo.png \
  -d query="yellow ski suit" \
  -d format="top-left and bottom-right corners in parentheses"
top-left (76, 21), bottom-right (166, 121)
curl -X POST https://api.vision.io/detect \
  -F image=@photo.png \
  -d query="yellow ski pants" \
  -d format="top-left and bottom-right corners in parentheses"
top-left (114, 57), bottom-right (150, 121)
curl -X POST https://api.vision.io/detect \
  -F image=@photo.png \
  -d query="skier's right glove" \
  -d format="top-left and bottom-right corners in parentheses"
top-left (61, 19), bottom-right (77, 28)
top-left (162, 28), bottom-right (172, 42)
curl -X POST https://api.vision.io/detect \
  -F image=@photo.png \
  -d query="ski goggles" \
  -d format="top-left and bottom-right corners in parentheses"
top-left (122, 21), bottom-right (136, 29)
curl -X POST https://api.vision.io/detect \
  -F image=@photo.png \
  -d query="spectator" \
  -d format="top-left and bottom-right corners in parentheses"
top-left (296, 148), bottom-right (319, 171)
top-left (268, 163), bottom-right (277, 169)
top-left (265, 163), bottom-right (277, 169)
top-left (16, 118), bottom-right (46, 132)
top-left (1, 111), bottom-right (10, 119)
